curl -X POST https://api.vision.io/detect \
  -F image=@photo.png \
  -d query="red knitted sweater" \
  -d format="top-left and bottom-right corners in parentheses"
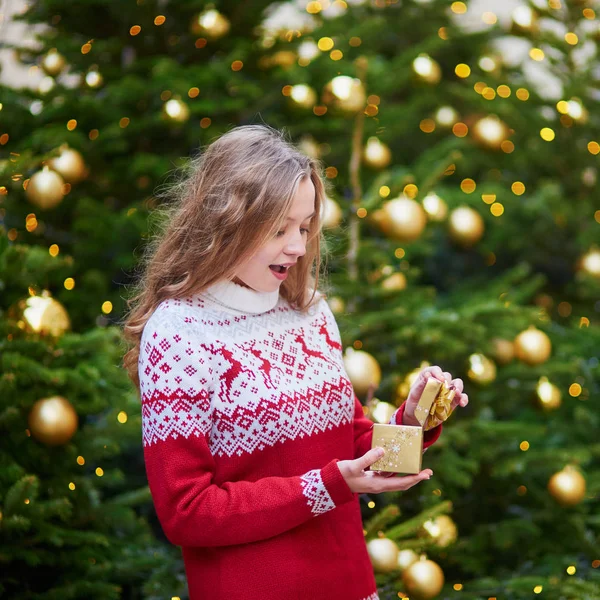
top-left (138, 280), bottom-right (441, 600)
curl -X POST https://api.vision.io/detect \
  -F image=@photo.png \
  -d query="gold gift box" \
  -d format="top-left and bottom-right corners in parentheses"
top-left (370, 423), bottom-right (424, 474)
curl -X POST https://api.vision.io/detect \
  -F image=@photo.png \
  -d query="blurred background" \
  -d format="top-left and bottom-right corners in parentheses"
top-left (0, 0), bottom-right (599, 598)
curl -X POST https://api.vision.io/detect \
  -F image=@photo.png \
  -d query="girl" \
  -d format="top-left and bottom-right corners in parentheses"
top-left (122, 124), bottom-right (468, 600)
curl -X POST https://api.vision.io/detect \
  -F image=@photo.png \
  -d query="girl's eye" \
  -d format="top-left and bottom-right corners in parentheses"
top-left (275, 228), bottom-right (310, 238)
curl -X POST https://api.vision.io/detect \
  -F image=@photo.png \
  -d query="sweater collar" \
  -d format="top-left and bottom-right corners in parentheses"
top-left (201, 279), bottom-right (280, 315)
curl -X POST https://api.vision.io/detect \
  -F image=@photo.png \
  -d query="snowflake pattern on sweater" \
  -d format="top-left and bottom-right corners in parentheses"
top-left (138, 282), bottom-right (440, 600)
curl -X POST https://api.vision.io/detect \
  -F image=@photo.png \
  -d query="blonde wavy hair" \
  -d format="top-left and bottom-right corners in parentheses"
top-left (121, 124), bottom-right (330, 390)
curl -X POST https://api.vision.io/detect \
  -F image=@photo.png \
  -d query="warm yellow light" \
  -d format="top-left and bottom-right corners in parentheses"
top-left (511, 182), bottom-right (525, 195)
top-left (516, 88), bottom-right (530, 101)
top-left (67, 119), bottom-right (77, 131)
top-left (69, 482), bottom-right (76, 490)
top-left (77, 456), bottom-right (85, 465)
top-left (64, 277), bottom-right (75, 290)
top-left (330, 49), bottom-right (343, 61)
top-left (379, 186), bottom-right (390, 198)
top-left (117, 411), bottom-right (128, 424)
top-left (452, 122), bottom-right (468, 137)
top-left (497, 85), bottom-right (511, 98)
top-left (565, 33), bottom-right (578, 45)
top-left (587, 141), bottom-right (600, 155)
top-left (520, 441), bottom-right (530, 451)
top-left (490, 202), bottom-right (504, 216)
top-left (318, 37), bottom-right (334, 51)
top-left (420, 119), bottom-right (436, 133)
top-left (130, 25), bottom-right (141, 36)
top-left (540, 128), bottom-right (555, 141)
top-left (455, 63), bottom-right (471, 78)
top-left (403, 184), bottom-right (418, 198)
top-left (534, 586), bottom-right (543, 594)
top-left (529, 48), bottom-right (544, 61)
top-left (482, 194), bottom-right (496, 204)
top-left (451, 1), bottom-right (467, 13)
top-left (154, 15), bottom-right (166, 25)
top-left (482, 12), bottom-right (497, 24)
top-left (95, 467), bottom-right (104, 477)
top-left (453, 583), bottom-right (463, 591)
top-left (460, 178), bottom-right (476, 193)
top-left (357, 208), bottom-right (367, 218)
top-left (395, 248), bottom-right (405, 259)
top-left (569, 383), bottom-right (582, 397)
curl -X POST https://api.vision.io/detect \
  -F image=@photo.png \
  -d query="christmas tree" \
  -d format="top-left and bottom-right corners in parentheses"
top-left (1, 0), bottom-right (599, 598)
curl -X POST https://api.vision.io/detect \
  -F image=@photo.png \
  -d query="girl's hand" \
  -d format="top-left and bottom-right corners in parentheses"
top-left (402, 365), bottom-right (469, 427)
top-left (337, 447), bottom-right (433, 494)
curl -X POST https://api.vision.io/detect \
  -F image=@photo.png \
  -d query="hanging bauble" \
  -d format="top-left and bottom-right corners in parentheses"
top-left (162, 98), bottom-right (190, 123)
top-left (395, 362), bottom-right (430, 404)
top-left (28, 396), bottom-right (78, 446)
top-left (514, 326), bottom-right (551, 366)
top-left (536, 376), bottom-right (562, 411)
top-left (402, 558), bottom-right (445, 600)
top-left (48, 145), bottom-right (87, 184)
top-left (363, 137), bottom-right (392, 169)
top-left (510, 5), bottom-right (539, 35)
top-left (397, 549), bottom-right (420, 573)
top-left (289, 84), bottom-right (317, 109)
top-left (297, 136), bottom-right (320, 159)
top-left (190, 9), bottom-right (230, 39)
top-left (25, 166), bottom-right (65, 210)
top-left (41, 48), bottom-right (66, 77)
top-left (321, 195), bottom-right (343, 229)
top-left (379, 196), bottom-right (427, 243)
top-left (343, 348), bottom-right (382, 397)
top-left (471, 115), bottom-right (509, 151)
top-left (366, 537), bottom-right (399, 573)
top-left (322, 75), bottom-right (366, 114)
top-left (9, 292), bottom-right (71, 337)
top-left (577, 247), bottom-right (600, 278)
top-left (419, 515), bottom-right (458, 548)
top-left (327, 296), bottom-right (345, 315)
top-left (435, 106), bottom-right (459, 128)
top-left (422, 192), bottom-right (448, 222)
top-left (467, 353), bottom-right (496, 385)
top-left (412, 54), bottom-right (442, 84)
top-left (381, 272), bottom-right (407, 292)
top-left (85, 67), bottom-right (103, 88)
top-left (371, 400), bottom-right (397, 424)
top-left (492, 338), bottom-right (515, 365)
top-left (548, 466), bottom-right (586, 506)
top-left (448, 206), bottom-right (484, 247)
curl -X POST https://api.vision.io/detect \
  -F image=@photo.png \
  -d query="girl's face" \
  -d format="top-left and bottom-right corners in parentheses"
top-left (234, 176), bottom-right (316, 293)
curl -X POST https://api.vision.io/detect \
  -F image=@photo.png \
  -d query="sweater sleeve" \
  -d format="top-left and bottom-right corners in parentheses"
top-left (139, 307), bottom-right (356, 548)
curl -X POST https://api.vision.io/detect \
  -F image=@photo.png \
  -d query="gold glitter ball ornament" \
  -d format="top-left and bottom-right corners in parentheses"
top-left (419, 515), bottom-right (458, 548)
top-left (578, 247), bottom-right (600, 278)
top-left (422, 192), bottom-right (448, 222)
top-left (397, 549), bottom-right (420, 573)
top-left (289, 84), bottom-right (317, 109)
top-left (48, 145), bottom-right (88, 184)
top-left (467, 353), bottom-right (497, 385)
top-left (371, 400), bottom-right (397, 424)
top-left (343, 348), bottom-right (381, 397)
top-left (548, 466), bottom-right (586, 506)
top-left (28, 396), bottom-right (78, 446)
top-left (402, 558), bottom-right (445, 600)
top-left (363, 137), bottom-right (392, 169)
top-left (25, 166), bottom-right (65, 210)
top-left (514, 326), bottom-right (552, 366)
top-left (41, 48), bottom-right (66, 77)
top-left (448, 206), bottom-right (485, 247)
top-left (492, 338), bottom-right (515, 365)
top-left (190, 9), bottom-right (230, 39)
top-left (9, 292), bottom-right (71, 337)
top-left (378, 196), bottom-right (427, 243)
top-left (471, 115), bottom-right (509, 151)
top-left (412, 54), bottom-right (442, 84)
top-left (162, 98), bottom-right (190, 123)
top-left (395, 363), bottom-right (430, 404)
top-left (322, 75), bottom-right (366, 114)
top-left (321, 195), bottom-right (343, 229)
top-left (381, 272), bottom-right (407, 292)
top-left (536, 376), bottom-right (562, 411)
top-left (366, 537), bottom-right (399, 573)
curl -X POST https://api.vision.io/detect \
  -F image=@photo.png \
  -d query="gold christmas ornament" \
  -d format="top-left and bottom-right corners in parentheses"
top-left (371, 400), bottom-right (397, 424)
top-left (321, 195), bottom-right (343, 229)
top-left (9, 292), bottom-right (71, 337)
top-left (85, 68), bottom-right (103, 88)
top-left (41, 48), bottom-right (66, 77)
top-left (48, 145), bottom-right (87, 184)
top-left (448, 206), bottom-right (485, 247)
top-left (514, 326), bottom-right (552, 366)
top-left (397, 549), bottom-right (420, 573)
top-left (190, 9), bottom-right (231, 39)
top-left (322, 76), bottom-right (366, 114)
top-left (510, 5), bottom-right (538, 35)
top-left (435, 106), bottom-right (459, 127)
top-left (327, 296), bottom-right (345, 315)
top-left (28, 396), bottom-right (78, 446)
top-left (492, 338), bottom-right (515, 365)
top-left (467, 353), bottom-right (497, 385)
top-left (379, 196), bottom-right (427, 243)
top-left (395, 363), bottom-right (430, 404)
top-left (412, 54), bottom-right (442, 84)
top-left (419, 515), bottom-right (458, 548)
top-left (25, 166), bottom-right (65, 210)
top-left (578, 248), bottom-right (600, 278)
top-left (422, 192), bottom-right (448, 222)
top-left (289, 84), bottom-right (317, 109)
top-left (471, 115), bottom-right (509, 150)
top-left (381, 272), bottom-right (407, 292)
top-left (402, 558), bottom-right (445, 600)
top-left (363, 137), bottom-right (392, 169)
top-left (536, 376), bottom-right (562, 411)
top-left (343, 349), bottom-right (382, 397)
top-left (162, 98), bottom-right (190, 123)
top-left (548, 466), bottom-right (586, 506)
top-left (366, 537), bottom-right (399, 573)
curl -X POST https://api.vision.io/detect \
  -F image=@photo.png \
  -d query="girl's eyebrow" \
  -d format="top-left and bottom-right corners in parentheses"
top-left (286, 211), bottom-right (316, 222)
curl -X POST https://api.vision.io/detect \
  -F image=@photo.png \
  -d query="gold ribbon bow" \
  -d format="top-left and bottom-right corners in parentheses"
top-left (424, 381), bottom-right (456, 431)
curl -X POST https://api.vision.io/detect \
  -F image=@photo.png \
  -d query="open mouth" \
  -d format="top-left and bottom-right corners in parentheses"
top-left (269, 265), bottom-right (288, 273)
